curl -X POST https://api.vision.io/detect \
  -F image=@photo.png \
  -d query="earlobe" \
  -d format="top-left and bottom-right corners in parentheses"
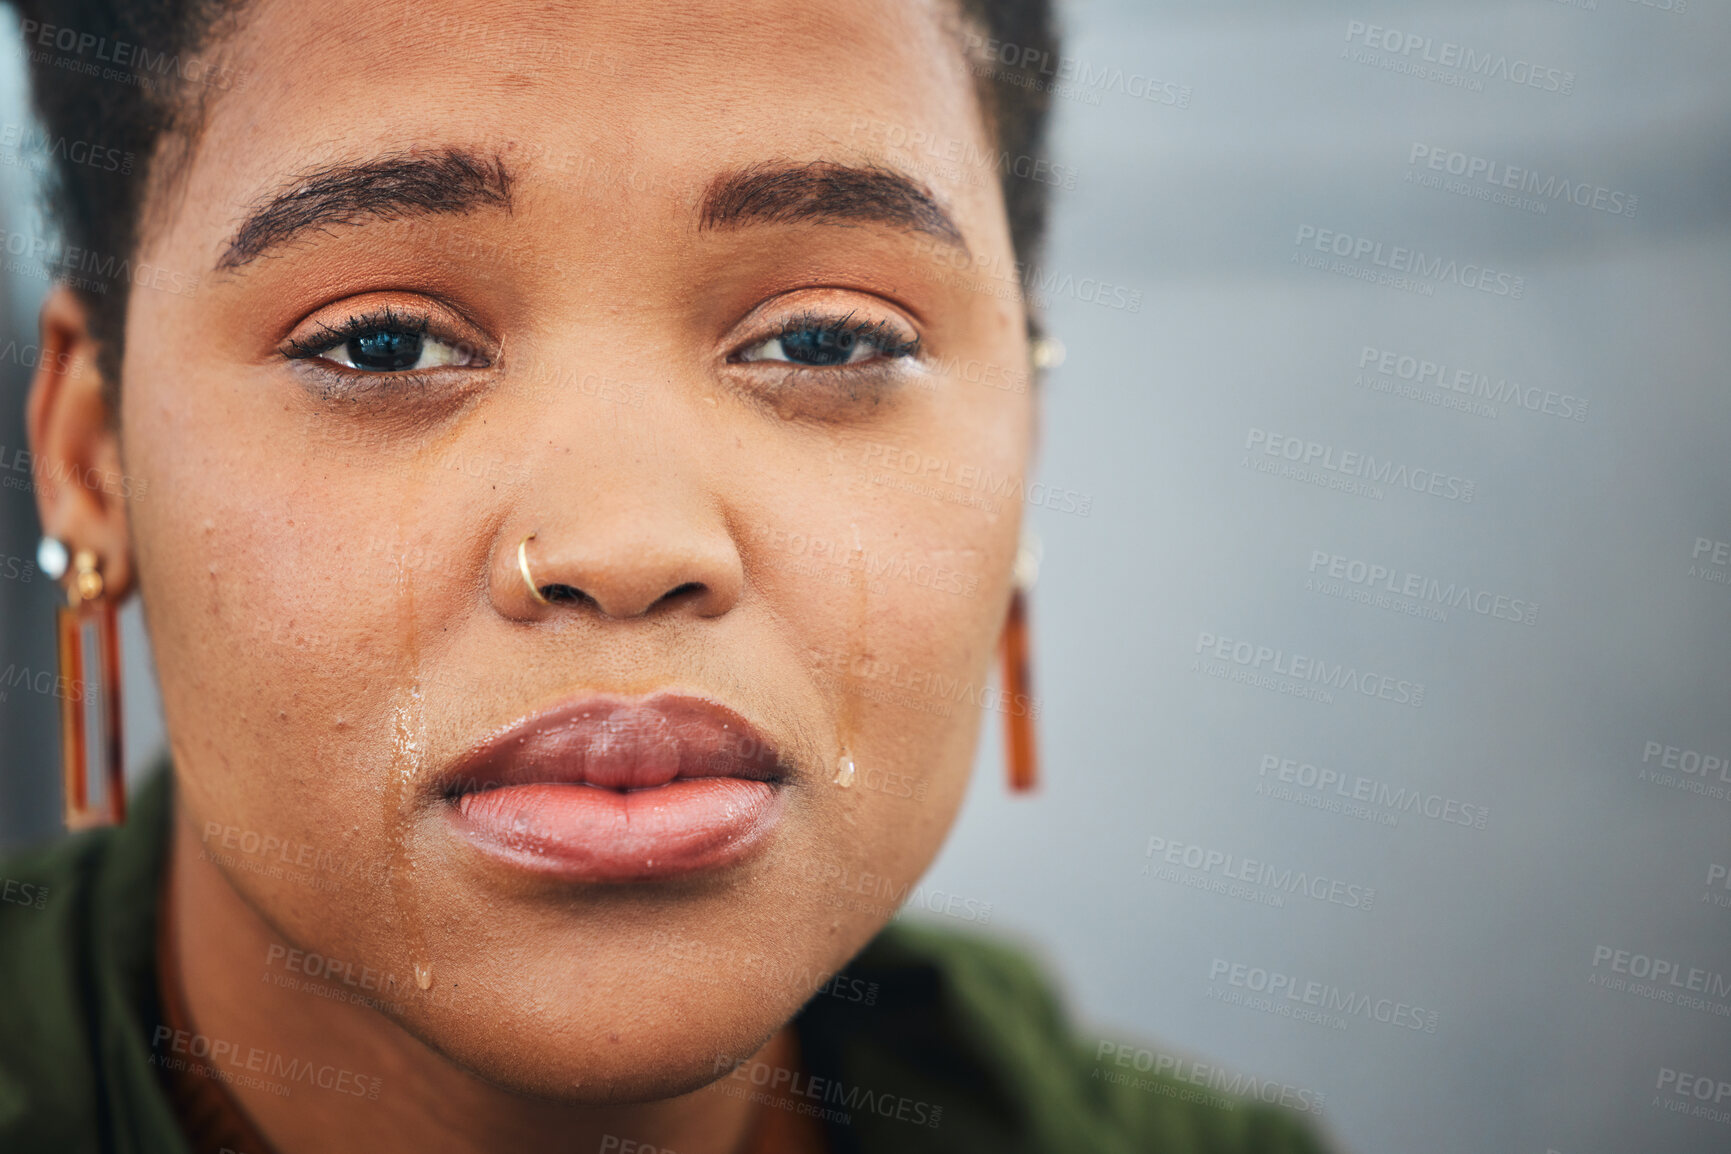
top-left (25, 286), bottom-right (136, 601)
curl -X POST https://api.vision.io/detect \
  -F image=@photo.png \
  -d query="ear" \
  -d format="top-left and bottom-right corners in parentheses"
top-left (25, 286), bottom-right (136, 600)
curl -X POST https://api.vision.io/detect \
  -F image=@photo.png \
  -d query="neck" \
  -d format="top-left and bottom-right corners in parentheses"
top-left (164, 798), bottom-right (780, 1154)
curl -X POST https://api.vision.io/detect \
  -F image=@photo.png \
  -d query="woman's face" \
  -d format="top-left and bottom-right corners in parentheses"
top-left (117, 0), bottom-right (1030, 1099)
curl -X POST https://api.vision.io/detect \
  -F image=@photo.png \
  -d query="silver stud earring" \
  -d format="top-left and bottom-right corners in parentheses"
top-left (38, 535), bottom-right (68, 581)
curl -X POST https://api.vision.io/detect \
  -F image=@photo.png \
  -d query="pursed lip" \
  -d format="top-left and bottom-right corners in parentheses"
top-left (438, 692), bottom-right (792, 882)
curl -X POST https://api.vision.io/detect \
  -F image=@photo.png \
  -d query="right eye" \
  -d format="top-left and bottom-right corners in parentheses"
top-left (318, 327), bottom-right (480, 373)
top-left (282, 303), bottom-right (491, 379)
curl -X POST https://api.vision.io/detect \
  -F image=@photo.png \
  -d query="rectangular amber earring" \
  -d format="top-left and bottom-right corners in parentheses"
top-left (1001, 586), bottom-right (1038, 793)
top-left (58, 549), bottom-right (125, 830)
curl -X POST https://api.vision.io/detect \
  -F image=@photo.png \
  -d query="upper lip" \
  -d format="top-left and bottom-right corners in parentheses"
top-left (438, 692), bottom-right (789, 797)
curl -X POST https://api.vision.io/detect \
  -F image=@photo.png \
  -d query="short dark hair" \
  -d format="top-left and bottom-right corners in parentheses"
top-left (10, 0), bottom-right (1058, 392)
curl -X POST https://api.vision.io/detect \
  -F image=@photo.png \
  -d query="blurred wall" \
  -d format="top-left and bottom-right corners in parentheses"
top-left (917, 3), bottom-right (1731, 1153)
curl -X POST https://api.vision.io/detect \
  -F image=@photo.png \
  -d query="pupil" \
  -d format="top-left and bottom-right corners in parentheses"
top-left (348, 330), bottom-right (424, 371)
top-left (778, 327), bottom-right (856, 367)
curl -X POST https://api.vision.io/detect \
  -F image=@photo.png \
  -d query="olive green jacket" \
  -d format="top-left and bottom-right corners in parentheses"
top-left (0, 771), bottom-right (1333, 1153)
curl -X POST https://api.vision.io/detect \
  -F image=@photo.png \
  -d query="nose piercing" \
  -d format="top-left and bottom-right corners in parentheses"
top-left (518, 533), bottom-right (551, 605)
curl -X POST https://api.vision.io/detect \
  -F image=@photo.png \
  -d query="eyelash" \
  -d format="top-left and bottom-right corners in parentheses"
top-left (786, 311), bottom-right (917, 357)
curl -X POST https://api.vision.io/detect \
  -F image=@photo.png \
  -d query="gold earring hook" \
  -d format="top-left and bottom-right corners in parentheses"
top-left (71, 549), bottom-right (104, 607)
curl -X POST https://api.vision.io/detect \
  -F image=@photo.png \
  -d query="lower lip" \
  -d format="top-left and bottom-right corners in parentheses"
top-left (450, 779), bottom-right (784, 882)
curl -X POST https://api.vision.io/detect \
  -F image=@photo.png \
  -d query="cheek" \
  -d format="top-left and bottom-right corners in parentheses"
top-left (122, 370), bottom-right (449, 829)
top-left (738, 455), bottom-right (1015, 883)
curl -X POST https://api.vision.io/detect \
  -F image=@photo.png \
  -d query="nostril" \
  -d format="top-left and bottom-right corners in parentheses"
top-left (656, 582), bottom-right (707, 609)
top-left (540, 583), bottom-right (588, 605)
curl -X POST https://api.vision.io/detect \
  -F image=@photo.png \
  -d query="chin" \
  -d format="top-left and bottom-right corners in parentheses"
top-left (421, 1005), bottom-right (785, 1105)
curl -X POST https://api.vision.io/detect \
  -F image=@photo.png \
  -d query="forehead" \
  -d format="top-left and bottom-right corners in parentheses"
top-left (163, 0), bottom-right (993, 254)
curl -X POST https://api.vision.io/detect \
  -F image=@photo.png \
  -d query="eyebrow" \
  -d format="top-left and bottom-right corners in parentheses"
top-left (216, 148), bottom-right (514, 271)
top-left (699, 161), bottom-right (968, 253)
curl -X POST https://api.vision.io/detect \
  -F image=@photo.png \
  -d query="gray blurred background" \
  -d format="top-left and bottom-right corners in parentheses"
top-left (2, 2), bottom-right (1728, 1152)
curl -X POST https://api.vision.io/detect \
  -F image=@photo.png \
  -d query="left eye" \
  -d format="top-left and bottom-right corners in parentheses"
top-left (738, 320), bottom-right (915, 368)
top-left (320, 329), bottom-right (478, 372)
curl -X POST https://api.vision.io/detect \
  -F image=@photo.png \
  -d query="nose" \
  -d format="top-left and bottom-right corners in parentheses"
top-left (494, 503), bottom-right (743, 622)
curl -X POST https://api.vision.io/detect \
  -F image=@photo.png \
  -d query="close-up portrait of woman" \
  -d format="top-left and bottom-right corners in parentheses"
top-left (0, 0), bottom-right (1725, 1152)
